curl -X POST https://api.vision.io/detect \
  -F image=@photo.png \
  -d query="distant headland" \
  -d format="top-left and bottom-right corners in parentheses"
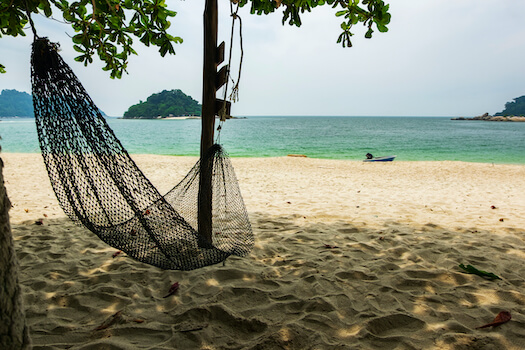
top-left (452, 95), bottom-right (525, 122)
top-left (0, 89), bottom-right (107, 118)
top-left (0, 89), bottom-right (33, 117)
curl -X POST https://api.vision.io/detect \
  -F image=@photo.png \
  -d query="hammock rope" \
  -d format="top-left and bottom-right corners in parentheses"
top-left (30, 37), bottom-right (254, 271)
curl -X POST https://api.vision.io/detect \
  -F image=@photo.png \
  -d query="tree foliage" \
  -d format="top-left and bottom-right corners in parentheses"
top-left (239, 0), bottom-right (391, 48)
top-left (1, 0), bottom-right (390, 77)
top-left (123, 89), bottom-right (202, 118)
top-left (0, 90), bottom-right (34, 117)
top-left (0, 0), bottom-right (181, 78)
top-left (495, 95), bottom-right (525, 116)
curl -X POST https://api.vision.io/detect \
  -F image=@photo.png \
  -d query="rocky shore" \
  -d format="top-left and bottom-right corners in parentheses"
top-left (452, 112), bottom-right (525, 122)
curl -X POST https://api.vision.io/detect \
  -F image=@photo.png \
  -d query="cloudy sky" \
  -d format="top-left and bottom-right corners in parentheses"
top-left (1, 0), bottom-right (524, 117)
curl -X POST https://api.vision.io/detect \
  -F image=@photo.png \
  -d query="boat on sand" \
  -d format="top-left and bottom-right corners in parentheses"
top-left (363, 154), bottom-right (396, 162)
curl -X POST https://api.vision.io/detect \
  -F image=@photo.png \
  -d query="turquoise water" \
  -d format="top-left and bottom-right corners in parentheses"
top-left (1, 116), bottom-right (524, 164)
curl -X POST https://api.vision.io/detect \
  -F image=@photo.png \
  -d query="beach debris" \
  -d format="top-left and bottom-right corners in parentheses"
top-left (287, 154), bottom-right (307, 157)
top-left (499, 218), bottom-right (504, 222)
top-left (491, 205), bottom-right (497, 209)
top-left (476, 311), bottom-right (511, 329)
top-left (163, 282), bottom-right (180, 298)
top-left (112, 250), bottom-right (122, 258)
top-left (459, 264), bottom-right (501, 280)
top-left (94, 310), bottom-right (124, 331)
top-left (324, 244), bottom-right (339, 249)
top-left (24, 208), bottom-right (29, 213)
top-left (144, 209), bottom-right (151, 215)
top-left (43, 213), bottom-right (48, 217)
top-left (35, 219), bottom-right (44, 225)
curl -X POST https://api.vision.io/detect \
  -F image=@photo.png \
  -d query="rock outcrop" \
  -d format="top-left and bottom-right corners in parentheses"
top-left (452, 112), bottom-right (525, 122)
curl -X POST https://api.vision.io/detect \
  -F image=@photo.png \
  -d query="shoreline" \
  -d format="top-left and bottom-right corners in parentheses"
top-left (3, 153), bottom-right (525, 349)
top-left (2, 151), bottom-right (525, 166)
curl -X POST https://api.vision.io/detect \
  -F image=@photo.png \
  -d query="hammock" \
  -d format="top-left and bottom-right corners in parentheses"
top-left (30, 38), bottom-right (253, 271)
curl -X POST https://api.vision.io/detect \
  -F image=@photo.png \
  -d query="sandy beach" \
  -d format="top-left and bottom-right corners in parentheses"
top-left (3, 153), bottom-right (525, 349)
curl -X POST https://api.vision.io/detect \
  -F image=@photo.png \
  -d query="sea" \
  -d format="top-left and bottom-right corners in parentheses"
top-left (1, 116), bottom-right (524, 164)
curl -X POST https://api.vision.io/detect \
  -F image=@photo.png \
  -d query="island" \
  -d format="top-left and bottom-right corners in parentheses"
top-left (123, 89), bottom-right (201, 119)
top-left (0, 89), bottom-right (33, 117)
top-left (452, 95), bottom-right (525, 122)
top-left (0, 89), bottom-right (107, 118)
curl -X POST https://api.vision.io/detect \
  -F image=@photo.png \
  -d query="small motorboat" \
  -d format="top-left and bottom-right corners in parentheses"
top-left (363, 153), bottom-right (396, 162)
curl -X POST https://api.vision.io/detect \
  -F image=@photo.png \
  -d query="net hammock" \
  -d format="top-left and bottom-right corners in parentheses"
top-left (30, 37), bottom-right (253, 271)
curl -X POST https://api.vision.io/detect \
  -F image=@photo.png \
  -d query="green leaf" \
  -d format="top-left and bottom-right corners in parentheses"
top-left (72, 34), bottom-right (84, 44)
top-left (73, 44), bottom-right (84, 53)
top-left (376, 23), bottom-right (388, 33)
top-left (459, 264), bottom-right (501, 280)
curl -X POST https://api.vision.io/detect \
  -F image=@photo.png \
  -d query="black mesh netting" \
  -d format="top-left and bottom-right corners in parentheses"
top-left (30, 38), bottom-right (253, 271)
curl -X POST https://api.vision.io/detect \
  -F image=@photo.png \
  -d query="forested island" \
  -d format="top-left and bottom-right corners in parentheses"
top-left (123, 89), bottom-right (201, 119)
top-left (0, 89), bottom-right (33, 117)
top-left (0, 89), bottom-right (107, 118)
top-left (452, 95), bottom-right (525, 122)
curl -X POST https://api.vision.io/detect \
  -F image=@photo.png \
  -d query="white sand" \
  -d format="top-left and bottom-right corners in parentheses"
top-left (3, 153), bottom-right (525, 349)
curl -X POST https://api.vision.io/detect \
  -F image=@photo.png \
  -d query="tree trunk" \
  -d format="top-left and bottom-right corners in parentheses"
top-left (198, 0), bottom-right (218, 244)
top-left (0, 157), bottom-right (31, 349)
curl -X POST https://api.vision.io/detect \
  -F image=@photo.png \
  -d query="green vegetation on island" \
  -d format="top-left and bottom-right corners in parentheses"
top-left (452, 95), bottom-right (525, 122)
top-left (123, 90), bottom-right (201, 119)
top-left (0, 89), bottom-right (33, 117)
top-left (495, 95), bottom-right (525, 117)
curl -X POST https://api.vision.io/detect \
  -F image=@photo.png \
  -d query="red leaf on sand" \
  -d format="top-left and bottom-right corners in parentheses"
top-left (112, 250), bottom-right (122, 258)
top-left (163, 282), bottom-right (180, 298)
top-left (476, 311), bottom-right (511, 329)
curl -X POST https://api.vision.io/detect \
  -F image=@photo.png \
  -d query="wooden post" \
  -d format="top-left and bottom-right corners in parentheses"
top-left (198, 0), bottom-right (219, 243)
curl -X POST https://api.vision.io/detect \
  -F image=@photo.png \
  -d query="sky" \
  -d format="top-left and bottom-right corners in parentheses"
top-left (1, 0), bottom-right (524, 117)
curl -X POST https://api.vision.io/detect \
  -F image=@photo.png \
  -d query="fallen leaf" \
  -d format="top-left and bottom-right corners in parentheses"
top-left (477, 311), bottom-right (511, 329)
top-left (163, 282), bottom-right (180, 298)
top-left (459, 264), bottom-right (501, 280)
top-left (24, 208), bottom-right (29, 213)
top-left (112, 250), bottom-right (122, 258)
top-left (491, 205), bottom-right (497, 209)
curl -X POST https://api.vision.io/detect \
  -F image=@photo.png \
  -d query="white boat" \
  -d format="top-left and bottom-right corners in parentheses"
top-left (363, 155), bottom-right (396, 162)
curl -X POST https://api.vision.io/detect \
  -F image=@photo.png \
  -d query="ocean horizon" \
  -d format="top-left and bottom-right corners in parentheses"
top-left (1, 116), bottom-right (524, 164)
